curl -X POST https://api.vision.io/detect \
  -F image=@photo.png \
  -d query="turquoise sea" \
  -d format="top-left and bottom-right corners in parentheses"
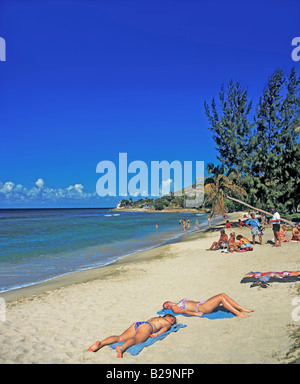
top-left (0, 208), bottom-right (211, 293)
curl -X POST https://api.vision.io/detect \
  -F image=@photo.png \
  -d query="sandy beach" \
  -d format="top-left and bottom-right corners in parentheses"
top-left (0, 212), bottom-right (299, 364)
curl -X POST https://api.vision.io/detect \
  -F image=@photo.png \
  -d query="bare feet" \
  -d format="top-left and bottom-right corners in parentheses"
top-left (236, 312), bottom-right (251, 318)
top-left (88, 340), bottom-right (102, 352)
top-left (116, 345), bottom-right (123, 358)
top-left (242, 308), bottom-right (254, 313)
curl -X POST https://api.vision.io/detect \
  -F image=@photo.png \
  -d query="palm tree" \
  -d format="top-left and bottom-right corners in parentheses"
top-left (224, 195), bottom-right (294, 226)
top-left (205, 173), bottom-right (294, 226)
top-left (204, 174), bottom-right (247, 217)
top-left (205, 162), bottom-right (226, 182)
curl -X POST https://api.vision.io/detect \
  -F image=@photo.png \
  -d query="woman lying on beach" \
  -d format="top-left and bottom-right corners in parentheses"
top-left (163, 293), bottom-right (254, 318)
top-left (88, 314), bottom-right (176, 358)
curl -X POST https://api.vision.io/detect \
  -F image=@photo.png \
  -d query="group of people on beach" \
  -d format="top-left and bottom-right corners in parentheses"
top-left (88, 293), bottom-right (253, 358)
top-left (207, 229), bottom-right (253, 253)
top-left (179, 214), bottom-right (212, 235)
top-left (88, 208), bottom-right (299, 359)
top-left (179, 218), bottom-right (199, 234)
top-left (208, 208), bottom-right (300, 252)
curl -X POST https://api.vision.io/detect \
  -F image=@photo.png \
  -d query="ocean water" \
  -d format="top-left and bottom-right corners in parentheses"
top-left (0, 208), bottom-right (210, 293)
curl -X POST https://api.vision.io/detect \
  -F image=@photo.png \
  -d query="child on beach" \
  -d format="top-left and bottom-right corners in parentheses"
top-left (280, 225), bottom-right (290, 242)
top-left (228, 232), bottom-right (239, 253)
top-left (88, 314), bottom-right (176, 358)
top-left (163, 293), bottom-right (253, 318)
top-left (225, 220), bottom-right (231, 228)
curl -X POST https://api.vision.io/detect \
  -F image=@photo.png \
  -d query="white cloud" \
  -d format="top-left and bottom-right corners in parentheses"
top-left (161, 178), bottom-right (173, 195)
top-left (35, 178), bottom-right (45, 188)
top-left (0, 181), bottom-right (15, 193)
top-left (0, 179), bottom-right (100, 206)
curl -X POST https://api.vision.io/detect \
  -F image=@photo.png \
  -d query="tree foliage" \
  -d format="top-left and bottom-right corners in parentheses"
top-left (204, 174), bottom-right (247, 217)
top-left (204, 68), bottom-right (300, 213)
top-left (204, 81), bottom-right (253, 173)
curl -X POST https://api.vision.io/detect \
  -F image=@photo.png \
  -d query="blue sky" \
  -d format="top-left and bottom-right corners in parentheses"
top-left (0, 0), bottom-right (299, 207)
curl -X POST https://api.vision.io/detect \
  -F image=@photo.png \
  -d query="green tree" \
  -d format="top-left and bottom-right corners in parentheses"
top-left (204, 68), bottom-right (300, 216)
top-left (204, 81), bottom-right (253, 173)
top-left (204, 174), bottom-right (247, 217)
top-left (154, 199), bottom-right (164, 210)
top-left (247, 68), bottom-right (300, 210)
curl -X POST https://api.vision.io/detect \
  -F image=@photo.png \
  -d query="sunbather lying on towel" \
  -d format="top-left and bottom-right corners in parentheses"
top-left (88, 314), bottom-right (176, 358)
top-left (163, 293), bottom-right (253, 318)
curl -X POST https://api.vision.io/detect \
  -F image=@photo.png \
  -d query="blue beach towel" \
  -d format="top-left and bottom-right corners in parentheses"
top-left (157, 307), bottom-right (234, 320)
top-left (108, 323), bottom-right (186, 356)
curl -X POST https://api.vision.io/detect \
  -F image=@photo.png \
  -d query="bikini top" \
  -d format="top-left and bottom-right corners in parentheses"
top-left (177, 298), bottom-right (189, 310)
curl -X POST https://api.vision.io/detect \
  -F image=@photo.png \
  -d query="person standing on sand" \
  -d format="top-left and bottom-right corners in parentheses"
top-left (269, 207), bottom-right (281, 247)
top-left (163, 293), bottom-right (254, 318)
top-left (207, 214), bottom-right (211, 227)
top-left (183, 219), bottom-right (187, 235)
top-left (88, 314), bottom-right (176, 358)
top-left (245, 213), bottom-right (263, 245)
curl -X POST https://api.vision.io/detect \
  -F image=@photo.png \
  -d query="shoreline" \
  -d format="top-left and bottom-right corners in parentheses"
top-left (1, 212), bottom-right (220, 303)
top-left (112, 207), bottom-right (203, 213)
top-left (1, 211), bottom-right (299, 364)
top-left (0, 208), bottom-right (213, 300)
top-left (1, 238), bottom-right (184, 303)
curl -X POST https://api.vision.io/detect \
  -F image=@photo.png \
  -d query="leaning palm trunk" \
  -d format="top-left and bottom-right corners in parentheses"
top-left (226, 195), bottom-right (295, 226)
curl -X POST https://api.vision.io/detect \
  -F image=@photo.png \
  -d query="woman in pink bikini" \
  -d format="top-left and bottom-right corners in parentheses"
top-left (163, 293), bottom-right (253, 318)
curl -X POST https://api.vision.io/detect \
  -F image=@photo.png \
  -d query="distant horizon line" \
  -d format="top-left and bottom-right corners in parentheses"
top-left (0, 207), bottom-right (116, 210)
